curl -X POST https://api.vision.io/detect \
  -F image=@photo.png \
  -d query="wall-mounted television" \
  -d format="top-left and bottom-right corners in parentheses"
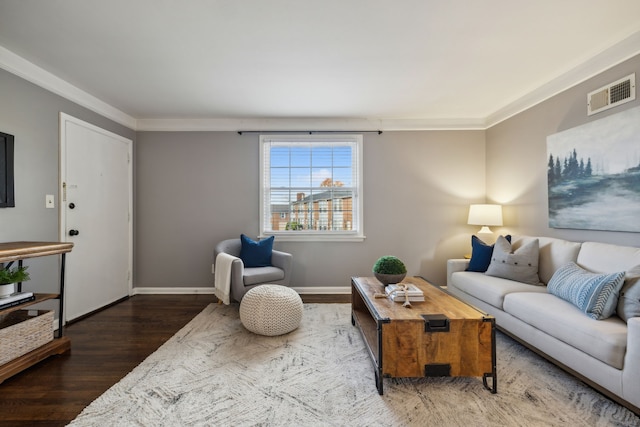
top-left (0, 131), bottom-right (15, 208)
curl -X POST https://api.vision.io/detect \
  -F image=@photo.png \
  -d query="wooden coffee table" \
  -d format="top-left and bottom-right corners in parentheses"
top-left (351, 276), bottom-right (496, 394)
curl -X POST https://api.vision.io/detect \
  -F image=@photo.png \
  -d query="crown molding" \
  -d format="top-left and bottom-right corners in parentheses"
top-left (0, 43), bottom-right (485, 132)
top-left (137, 117), bottom-right (380, 132)
top-left (486, 30), bottom-right (640, 128)
top-left (2, 29), bottom-right (640, 132)
top-left (0, 45), bottom-right (137, 130)
top-left (135, 116), bottom-right (487, 132)
top-left (377, 118), bottom-right (486, 131)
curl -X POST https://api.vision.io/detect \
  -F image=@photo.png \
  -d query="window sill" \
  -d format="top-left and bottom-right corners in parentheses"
top-left (259, 233), bottom-right (366, 243)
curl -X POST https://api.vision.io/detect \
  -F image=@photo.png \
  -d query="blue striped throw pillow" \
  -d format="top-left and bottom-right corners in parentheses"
top-left (547, 262), bottom-right (625, 320)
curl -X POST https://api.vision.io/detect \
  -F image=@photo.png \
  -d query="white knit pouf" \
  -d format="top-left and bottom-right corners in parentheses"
top-left (239, 285), bottom-right (303, 336)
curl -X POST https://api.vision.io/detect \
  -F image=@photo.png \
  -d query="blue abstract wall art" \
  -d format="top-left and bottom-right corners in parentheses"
top-left (546, 105), bottom-right (640, 232)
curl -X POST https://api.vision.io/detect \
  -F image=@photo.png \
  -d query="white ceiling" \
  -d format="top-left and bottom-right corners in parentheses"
top-left (1, 0), bottom-right (640, 131)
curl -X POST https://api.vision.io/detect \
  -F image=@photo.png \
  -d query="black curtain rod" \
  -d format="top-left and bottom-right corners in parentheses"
top-left (237, 130), bottom-right (382, 135)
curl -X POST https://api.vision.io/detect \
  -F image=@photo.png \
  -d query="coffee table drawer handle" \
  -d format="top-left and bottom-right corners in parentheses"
top-left (425, 363), bottom-right (451, 377)
top-left (422, 314), bottom-right (450, 332)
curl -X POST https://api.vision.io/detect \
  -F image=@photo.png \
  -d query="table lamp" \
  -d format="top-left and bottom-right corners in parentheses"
top-left (467, 204), bottom-right (503, 234)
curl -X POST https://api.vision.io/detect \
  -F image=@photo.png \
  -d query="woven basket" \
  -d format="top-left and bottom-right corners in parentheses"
top-left (0, 310), bottom-right (54, 366)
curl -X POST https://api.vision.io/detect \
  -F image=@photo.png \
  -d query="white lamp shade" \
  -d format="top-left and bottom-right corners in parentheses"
top-left (467, 204), bottom-right (503, 227)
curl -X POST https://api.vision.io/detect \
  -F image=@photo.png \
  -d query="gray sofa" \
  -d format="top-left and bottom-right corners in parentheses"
top-left (447, 235), bottom-right (640, 412)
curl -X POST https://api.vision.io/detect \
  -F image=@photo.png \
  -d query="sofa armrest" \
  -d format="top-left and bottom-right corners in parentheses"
top-left (271, 249), bottom-right (292, 270)
top-left (230, 258), bottom-right (244, 285)
top-left (622, 317), bottom-right (640, 408)
top-left (271, 250), bottom-right (293, 286)
top-left (447, 259), bottom-right (470, 287)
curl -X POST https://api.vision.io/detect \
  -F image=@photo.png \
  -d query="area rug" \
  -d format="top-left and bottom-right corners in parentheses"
top-left (68, 303), bottom-right (639, 427)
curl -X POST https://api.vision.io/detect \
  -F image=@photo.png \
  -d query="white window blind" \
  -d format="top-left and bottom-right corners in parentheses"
top-left (259, 134), bottom-right (364, 241)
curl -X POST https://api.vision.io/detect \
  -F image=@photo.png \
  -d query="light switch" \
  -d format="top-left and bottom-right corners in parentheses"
top-left (46, 194), bottom-right (55, 208)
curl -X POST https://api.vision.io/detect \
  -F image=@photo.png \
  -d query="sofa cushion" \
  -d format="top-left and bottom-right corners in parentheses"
top-left (503, 292), bottom-right (628, 369)
top-left (450, 271), bottom-right (547, 310)
top-left (485, 236), bottom-right (541, 285)
top-left (577, 242), bottom-right (640, 274)
top-left (466, 235), bottom-right (511, 272)
top-left (512, 236), bottom-right (581, 284)
top-left (547, 262), bottom-right (625, 320)
top-left (239, 234), bottom-right (274, 267)
top-left (618, 266), bottom-right (640, 323)
top-left (243, 266), bottom-right (285, 286)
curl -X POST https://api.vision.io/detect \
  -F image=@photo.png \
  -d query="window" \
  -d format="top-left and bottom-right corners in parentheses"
top-left (260, 134), bottom-right (364, 241)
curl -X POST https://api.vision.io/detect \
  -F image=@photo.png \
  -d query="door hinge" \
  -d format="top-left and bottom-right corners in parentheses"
top-left (62, 182), bottom-right (67, 202)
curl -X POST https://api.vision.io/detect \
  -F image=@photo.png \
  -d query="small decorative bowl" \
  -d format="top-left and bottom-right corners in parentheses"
top-left (374, 272), bottom-right (406, 286)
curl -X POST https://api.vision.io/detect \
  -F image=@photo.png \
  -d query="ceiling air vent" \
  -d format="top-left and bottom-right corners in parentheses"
top-left (587, 73), bottom-right (635, 116)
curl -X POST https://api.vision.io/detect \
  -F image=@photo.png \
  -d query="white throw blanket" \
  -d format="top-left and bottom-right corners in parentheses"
top-left (214, 252), bottom-right (238, 305)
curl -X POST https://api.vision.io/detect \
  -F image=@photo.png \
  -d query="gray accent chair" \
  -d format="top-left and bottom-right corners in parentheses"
top-left (214, 238), bottom-right (293, 302)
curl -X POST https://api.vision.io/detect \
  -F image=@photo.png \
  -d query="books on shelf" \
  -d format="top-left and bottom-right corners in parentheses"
top-left (0, 291), bottom-right (35, 310)
top-left (385, 284), bottom-right (425, 302)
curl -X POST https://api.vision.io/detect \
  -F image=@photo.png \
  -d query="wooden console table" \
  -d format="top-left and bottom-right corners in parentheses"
top-left (0, 241), bottom-right (73, 383)
top-left (351, 276), bottom-right (496, 394)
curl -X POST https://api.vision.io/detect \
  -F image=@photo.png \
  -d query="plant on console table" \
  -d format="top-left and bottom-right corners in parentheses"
top-left (372, 256), bottom-right (407, 286)
top-left (0, 265), bottom-right (30, 298)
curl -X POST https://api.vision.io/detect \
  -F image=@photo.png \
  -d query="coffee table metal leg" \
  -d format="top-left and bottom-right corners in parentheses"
top-left (375, 368), bottom-right (383, 395)
top-left (483, 373), bottom-right (497, 393)
top-left (482, 318), bottom-right (498, 394)
top-left (376, 320), bottom-right (385, 394)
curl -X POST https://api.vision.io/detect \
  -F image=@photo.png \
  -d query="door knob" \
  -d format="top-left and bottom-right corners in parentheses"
top-left (69, 229), bottom-right (80, 236)
top-left (69, 203), bottom-right (76, 209)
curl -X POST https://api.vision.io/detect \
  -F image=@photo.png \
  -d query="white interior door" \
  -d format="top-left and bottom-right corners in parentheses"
top-left (60, 113), bottom-right (132, 322)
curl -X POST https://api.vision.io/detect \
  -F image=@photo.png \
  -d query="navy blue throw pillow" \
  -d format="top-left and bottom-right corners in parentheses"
top-left (466, 234), bottom-right (511, 272)
top-left (239, 234), bottom-right (274, 267)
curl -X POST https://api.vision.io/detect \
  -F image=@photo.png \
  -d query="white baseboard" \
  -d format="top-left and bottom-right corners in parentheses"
top-left (132, 287), bottom-right (215, 295)
top-left (132, 286), bottom-right (351, 295)
top-left (292, 286), bottom-right (351, 295)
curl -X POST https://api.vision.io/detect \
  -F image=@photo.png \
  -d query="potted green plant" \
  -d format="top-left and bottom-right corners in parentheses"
top-left (372, 256), bottom-right (407, 286)
top-left (0, 265), bottom-right (30, 298)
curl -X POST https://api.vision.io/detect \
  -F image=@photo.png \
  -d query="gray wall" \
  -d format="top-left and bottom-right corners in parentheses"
top-left (5, 52), bottom-right (640, 295)
top-left (486, 54), bottom-right (640, 248)
top-left (0, 68), bottom-right (135, 293)
top-left (134, 130), bottom-right (486, 289)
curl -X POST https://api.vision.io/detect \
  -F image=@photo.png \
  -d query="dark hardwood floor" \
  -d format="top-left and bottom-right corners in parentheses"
top-left (0, 293), bottom-right (349, 426)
